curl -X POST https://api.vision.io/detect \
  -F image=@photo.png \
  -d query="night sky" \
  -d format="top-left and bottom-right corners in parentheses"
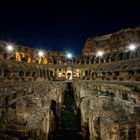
top-left (0, 0), bottom-right (139, 55)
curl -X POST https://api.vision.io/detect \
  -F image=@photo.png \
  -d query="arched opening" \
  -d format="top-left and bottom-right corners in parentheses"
top-left (95, 57), bottom-right (99, 63)
top-left (67, 72), bottom-right (72, 80)
top-left (123, 52), bottom-right (130, 60)
top-left (128, 126), bottom-right (136, 140)
top-left (66, 68), bottom-right (72, 80)
top-left (40, 70), bottom-right (43, 77)
top-left (4, 70), bottom-right (10, 77)
top-left (104, 55), bottom-right (110, 62)
top-left (110, 54), bottom-right (117, 62)
top-left (50, 71), bottom-right (53, 77)
top-left (19, 71), bottom-right (24, 77)
top-left (100, 57), bottom-right (104, 63)
top-left (0, 69), bottom-right (2, 76)
top-left (52, 82), bottom-right (82, 139)
top-left (4, 53), bottom-right (7, 59)
top-left (116, 52), bottom-right (124, 61)
top-left (51, 100), bottom-right (57, 116)
top-left (32, 72), bottom-right (36, 77)
top-left (128, 70), bottom-right (135, 75)
top-left (26, 71), bottom-right (31, 77)
top-left (81, 60), bottom-right (85, 64)
top-left (77, 60), bottom-right (80, 64)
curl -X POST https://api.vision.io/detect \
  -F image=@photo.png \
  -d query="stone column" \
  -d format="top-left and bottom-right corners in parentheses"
top-left (125, 125), bottom-right (129, 140)
top-left (136, 124), bottom-right (140, 140)
top-left (81, 125), bottom-right (87, 140)
top-left (89, 111), bottom-right (95, 140)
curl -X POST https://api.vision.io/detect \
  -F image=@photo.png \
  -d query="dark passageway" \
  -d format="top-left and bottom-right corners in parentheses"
top-left (50, 82), bottom-right (82, 140)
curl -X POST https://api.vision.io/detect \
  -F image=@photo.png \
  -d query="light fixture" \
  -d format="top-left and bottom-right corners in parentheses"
top-left (96, 51), bottom-right (104, 57)
top-left (128, 44), bottom-right (136, 51)
top-left (7, 45), bottom-right (13, 51)
top-left (66, 53), bottom-right (72, 59)
top-left (58, 72), bottom-right (62, 77)
top-left (38, 51), bottom-right (44, 57)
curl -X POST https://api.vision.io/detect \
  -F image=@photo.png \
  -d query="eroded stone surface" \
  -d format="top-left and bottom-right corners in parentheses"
top-left (0, 27), bottom-right (140, 140)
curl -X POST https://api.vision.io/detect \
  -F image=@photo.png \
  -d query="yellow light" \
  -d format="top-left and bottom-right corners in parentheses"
top-left (58, 72), bottom-right (62, 77)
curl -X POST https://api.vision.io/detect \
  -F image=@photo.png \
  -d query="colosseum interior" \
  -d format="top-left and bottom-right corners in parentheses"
top-left (0, 27), bottom-right (140, 140)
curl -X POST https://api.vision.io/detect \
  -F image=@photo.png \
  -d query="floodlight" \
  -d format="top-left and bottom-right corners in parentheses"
top-left (67, 53), bottom-right (72, 59)
top-left (128, 44), bottom-right (136, 51)
top-left (7, 45), bottom-right (13, 51)
top-left (38, 51), bottom-right (44, 57)
top-left (96, 51), bottom-right (104, 57)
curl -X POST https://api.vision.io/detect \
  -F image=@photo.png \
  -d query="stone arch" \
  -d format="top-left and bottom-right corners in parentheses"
top-left (129, 51), bottom-right (136, 59)
top-left (101, 72), bottom-right (106, 80)
top-left (0, 69), bottom-right (2, 76)
top-left (136, 69), bottom-right (140, 74)
top-left (100, 57), bottom-right (104, 63)
top-left (5, 96), bottom-right (9, 106)
top-left (81, 60), bottom-right (85, 64)
top-left (123, 51), bottom-right (130, 60)
top-left (128, 70), bottom-right (135, 75)
top-left (134, 50), bottom-right (139, 58)
top-left (110, 53), bottom-right (117, 62)
top-left (40, 69), bottom-right (43, 77)
top-left (128, 126), bottom-right (136, 140)
top-left (51, 100), bottom-right (57, 116)
top-left (107, 71), bottom-right (112, 76)
top-left (50, 70), bottom-right (53, 77)
top-left (66, 67), bottom-right (72, 80)
top-left (32, 72), bottom-right (37, 78)
top-left (94, 57), bottom-right (99, 63)
top-left (116, 52), bottom-right (124, 61)
top-left (4, 53), bottom-right (7, 59)
top-left (90, 56), bottom-right (95, 64)
top-left (86, 57), bottom-right (90, 64)
top-left (4, 69), bottom-right (10, 77)
top-left (137, 48), bottom-right (140, 58)
top-left (77, 60), bottom-right (80, 64)
top-left (43, 69), bottom-right (46, 76)
top-left (26, 71), bottom-right (31, 77)
top-left (104, 54), bottom-right (110, 62)
top-left (19, 71), bottom-right (24, 77)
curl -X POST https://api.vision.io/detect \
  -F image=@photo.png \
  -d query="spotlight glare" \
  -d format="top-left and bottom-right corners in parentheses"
top-left (67, 53), bottom-right (72, 59)
top-left (96, 51), bottom-right (104, 57)
top-left (38, 51), bottom-right (44, 57)
top-left (7, 45), bottom-right (13, 51)
top-left (128, 44), bottom-right (136, 51)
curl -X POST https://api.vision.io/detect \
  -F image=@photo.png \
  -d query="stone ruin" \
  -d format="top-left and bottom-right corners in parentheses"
top-left (0, 26), bottom-right (140, 140)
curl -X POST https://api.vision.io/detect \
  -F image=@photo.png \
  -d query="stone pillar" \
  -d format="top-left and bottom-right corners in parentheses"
top-left (89, 111), bottom-right (95, 140)
top-left (81, 124), bottom-right (87, 140)
top-left (99, 59), bottom-right (101, 63)
top-left (136, 98), bottom-right (140, 106)
top-left (125, 125), bottom-right (129, 140)
top-left (136, 124), bottom-right (140, 140)
top-left (110, 125), bottom-right (119, 140)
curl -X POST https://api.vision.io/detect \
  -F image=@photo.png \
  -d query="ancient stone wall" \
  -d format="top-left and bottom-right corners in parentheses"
top-left (0, 81), bottom-right (66, 139)
top-left (73, 81), bottom-right (140, 140)
top-left (83, 26), bottom-right (140, 56)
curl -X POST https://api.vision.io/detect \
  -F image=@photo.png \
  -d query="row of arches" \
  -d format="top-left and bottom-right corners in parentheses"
top-left (77, 48), bottom-right (140, 64)
top-left (0, 68), bottom-right (50, 82)
top-left (83, 69), bottom-right (140, 81)
top-left (1, 47), bottom-right (140, 65)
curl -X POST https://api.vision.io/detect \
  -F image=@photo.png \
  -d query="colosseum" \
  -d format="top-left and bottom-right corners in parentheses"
top-left (0, 26), bottom-right (140, 140)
